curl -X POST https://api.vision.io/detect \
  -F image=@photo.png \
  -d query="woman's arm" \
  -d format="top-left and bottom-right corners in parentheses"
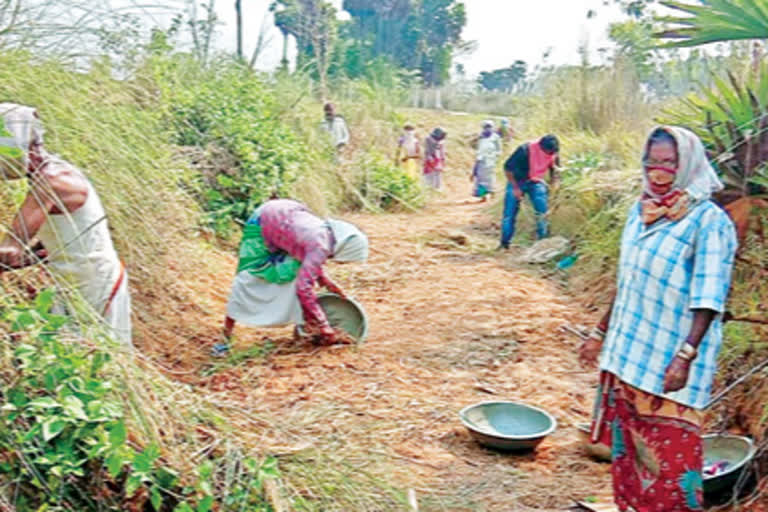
top-left (295, 248), bottom-right (334, 339)
top-left (663, 309), bottom-right (717, 393)
top-left (0, 177), bottom-right (57, 269)
top-left (664, 215), bottom-right (737, 392)
top-left (579, 294), bottom-right (615, 366)
top-left (318, 269), bottom-right (345, 297)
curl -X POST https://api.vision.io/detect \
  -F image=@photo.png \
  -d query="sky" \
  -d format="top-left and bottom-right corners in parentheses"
top-left (208, 0), bottom-right (628, 76)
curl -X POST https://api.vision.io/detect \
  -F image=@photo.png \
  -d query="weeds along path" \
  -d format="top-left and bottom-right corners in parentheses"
top-left (137, 114), bottom-right (614, 510)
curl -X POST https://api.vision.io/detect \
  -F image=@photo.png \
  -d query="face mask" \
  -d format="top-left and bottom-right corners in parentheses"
top-left (647, 167), bottom-right (675, 184)
top-left (646, 167), bottom-right (677, 196)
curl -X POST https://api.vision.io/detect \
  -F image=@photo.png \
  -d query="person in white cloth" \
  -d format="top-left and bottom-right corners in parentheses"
top-left (216, 199), bottom-right (368, 356)
top-left (320, 102), bottom-right (350, 150)
top-left (0, 103), bottom-right (131, 345)
top-left (471, 120), bottom-right (502, 201)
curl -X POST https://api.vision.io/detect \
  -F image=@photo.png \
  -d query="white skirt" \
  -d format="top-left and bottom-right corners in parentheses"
top-left (103, 276), bottom-right (132, 346)
top-left (226, 271), bottom-right (303, 327)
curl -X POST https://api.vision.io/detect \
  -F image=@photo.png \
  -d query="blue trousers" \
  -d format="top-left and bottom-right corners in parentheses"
top-left (500, 181), bottom-right (549, 246)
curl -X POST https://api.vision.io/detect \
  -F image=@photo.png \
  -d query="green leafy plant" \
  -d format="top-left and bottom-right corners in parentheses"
top-left (660, 64), bottom-right (768, 239)
top-left (147, 57), bottom-right (314, 236)
top-left (0, 290), bottom-right (175, 510)
top-left (357, 152), bottom-right (424, 211)
top-left (656, 0), bottom-right (768, 47)
top-left (0, 290), bottom-right (281, 511)
top-left (560, 151), bottom-right (608, 187)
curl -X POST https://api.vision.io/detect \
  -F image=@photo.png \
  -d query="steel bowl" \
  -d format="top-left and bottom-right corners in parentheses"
top-left (575, 428), bottom-right (755, 497)
top-left (297, 293), bottom-right (368, 343)
top-left (703, 434), bottom-right (755, 496)
top-left (460, 401), bottom-right (557, 452)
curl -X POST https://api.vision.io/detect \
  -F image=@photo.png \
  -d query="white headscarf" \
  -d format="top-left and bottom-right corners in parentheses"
top-left (0, 103), bottom-right (44, 174)
top-left (326, 219), bottom-right (368, 262)
top-left (643, 125), bottom-right (724, 202)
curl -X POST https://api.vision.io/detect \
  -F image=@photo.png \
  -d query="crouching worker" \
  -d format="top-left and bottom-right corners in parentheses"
top-left (218, 199), bottom-right (368, 355)
top-left (0, 104), bottom-right (131, 346)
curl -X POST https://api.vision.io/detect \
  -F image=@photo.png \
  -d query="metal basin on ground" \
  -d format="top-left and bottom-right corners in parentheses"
top-left (460, 401), bottom-right (557, 451)
top-left (298, 293), bottom-right (368, 343)
top-left (577, 427), bottom-right (755, 497)
top-left (318, 293), bottom-right (368, 342)
top-left (702, 434), bottom-right (755, 496)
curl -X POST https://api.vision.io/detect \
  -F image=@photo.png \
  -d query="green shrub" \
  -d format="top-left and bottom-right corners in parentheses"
top-left (0, 290), bottom-right (171, 510)
top-left (0, 290), bottom-right (278, 511)
top-left (559, 151), bottom-right (609, 187)
top-left (357, 152), bottom-right (424, 211)
top-left (146, 58), bottom-right (314, 235)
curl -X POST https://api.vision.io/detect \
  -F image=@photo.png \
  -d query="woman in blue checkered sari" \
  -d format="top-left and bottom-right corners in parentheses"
top-left (579, 126), bottom-right (737, 512)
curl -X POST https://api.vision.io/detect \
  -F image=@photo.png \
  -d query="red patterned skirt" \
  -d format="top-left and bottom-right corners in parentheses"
top-left (590, 372), bottom-right (705, 512)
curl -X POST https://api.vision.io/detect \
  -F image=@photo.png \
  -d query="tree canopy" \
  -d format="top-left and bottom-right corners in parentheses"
top-left (478, 61), bottom-right (528, 92)
top-left (272, 0), bottom-right (467, 88)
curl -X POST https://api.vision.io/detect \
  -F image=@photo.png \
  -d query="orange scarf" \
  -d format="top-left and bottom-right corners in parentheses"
top-left (641, 190), bottom-right (691, 225)
top-left (527, 140), bottom-right (556, 182)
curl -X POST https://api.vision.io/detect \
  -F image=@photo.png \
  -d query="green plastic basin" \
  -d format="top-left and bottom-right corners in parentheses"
top-left (460, 401), bottom-right (557, 452)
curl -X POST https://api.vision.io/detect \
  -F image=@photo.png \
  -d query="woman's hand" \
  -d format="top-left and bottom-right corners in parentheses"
top-left (0, 246), bottom-right (25, 269)
top-left (299, 321), bottom-right (335, 345)
top-left (316, 325), bottom-right (337, 346)
top-left (663, 356), bottom-right (691, 393)
top-left (319, 275), bottom-right (346, 298)
top-left (579, 338), bottom-right (603, 367)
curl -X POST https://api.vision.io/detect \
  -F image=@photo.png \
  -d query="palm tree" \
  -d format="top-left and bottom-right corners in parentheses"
top-left (657, 0), bottom-right (768, 47)
top-left (657, 0), bottom-right (768, 241)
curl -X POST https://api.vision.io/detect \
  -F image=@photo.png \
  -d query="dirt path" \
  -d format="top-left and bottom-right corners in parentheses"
top-left (312, 175), bottom-right (612, 510)
top-left (138, 126), bottom-right (614, 510)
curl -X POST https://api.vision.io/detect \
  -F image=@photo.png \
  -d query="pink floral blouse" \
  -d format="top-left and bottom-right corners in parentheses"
top-left (259, 199), bottom-right (336, 329)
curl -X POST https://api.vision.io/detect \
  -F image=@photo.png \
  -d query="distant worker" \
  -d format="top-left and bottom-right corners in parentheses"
top-left (0, 103), bottom-right (131, 345)
top-left (497, 118), bottom-right (514, 144)
top-left (321, 102), bottom-right (350, 151)
top-left (395, 122), bottom-right (421, 180)
top-left (423, 127), bottom-right (447, 190)
top-left (471, 120), bottom-right (502, 202)
top-left (219, 199), bottom-right (368, 355)
top-left (499, 134), bottom-right (560, 249)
